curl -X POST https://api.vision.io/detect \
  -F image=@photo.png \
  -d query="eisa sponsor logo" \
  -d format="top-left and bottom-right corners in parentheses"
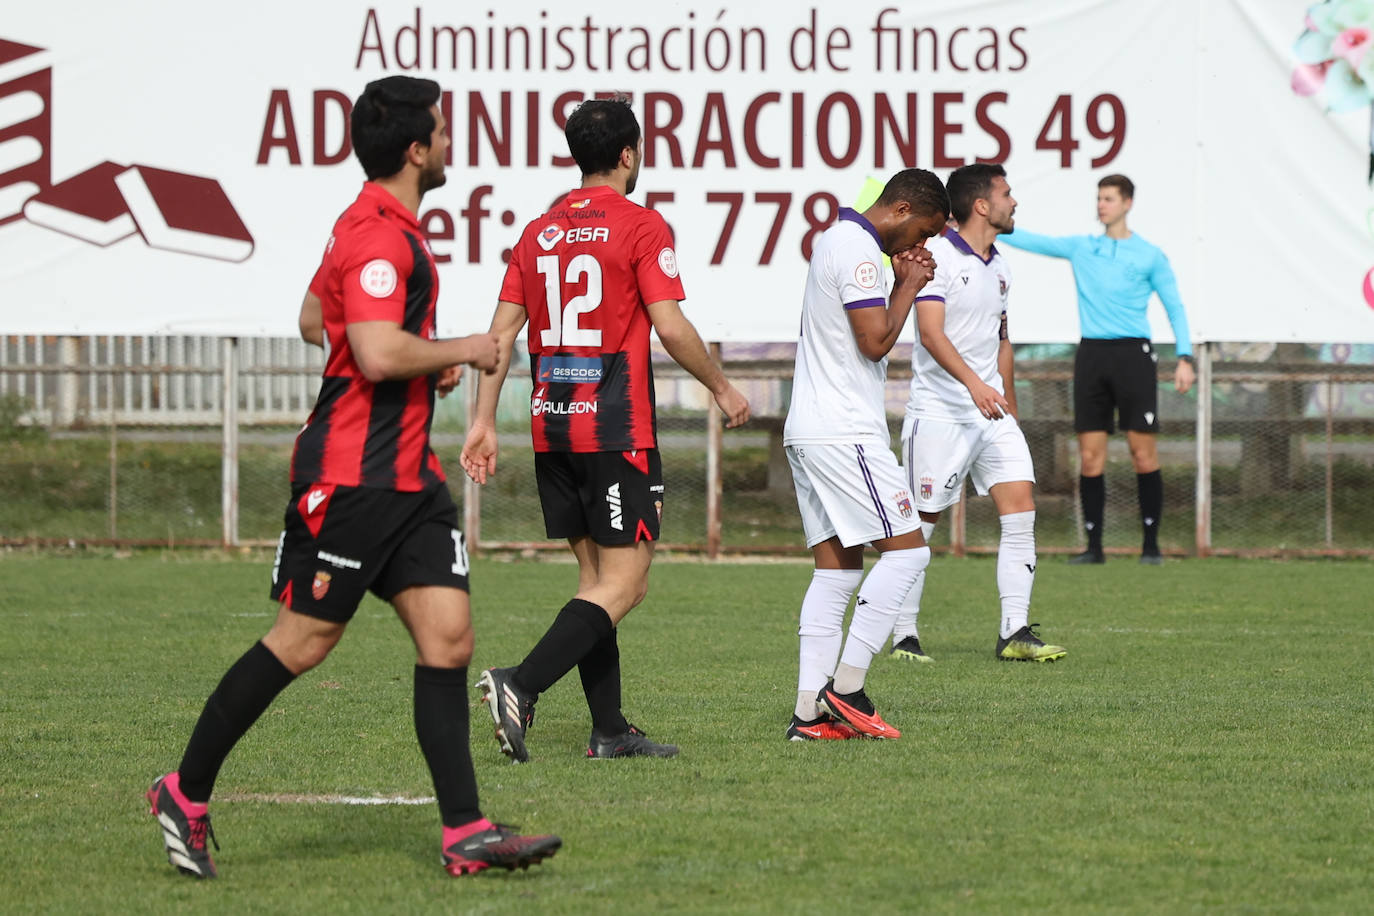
top-left (536, 226), bottom-right (608, 252)
top-left (565, 226), bottom-right (609, 244)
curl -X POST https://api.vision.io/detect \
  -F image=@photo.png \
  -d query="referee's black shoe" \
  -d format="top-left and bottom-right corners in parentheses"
top-left (1068, 550), bottom-right (1105, 565)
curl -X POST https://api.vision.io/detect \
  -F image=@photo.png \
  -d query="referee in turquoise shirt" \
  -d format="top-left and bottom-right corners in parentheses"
top-left (1000, 174), bottom-right (1194, 565)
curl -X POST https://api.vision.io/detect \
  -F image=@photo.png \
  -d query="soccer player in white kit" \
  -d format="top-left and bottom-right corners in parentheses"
top-left (890, 164), bottom-right (1067, 664)
top-left (783, 168), bottom-right (950, 741)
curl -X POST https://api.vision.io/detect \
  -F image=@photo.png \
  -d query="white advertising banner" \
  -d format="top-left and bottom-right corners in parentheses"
top-left (1, 0), bottom-right (1372, 342)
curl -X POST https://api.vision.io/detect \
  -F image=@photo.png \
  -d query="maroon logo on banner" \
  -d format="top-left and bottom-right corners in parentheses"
top-left (0, 40), bottom-right (52, 227)
top-left (2, 36), bottom-right (254, 261)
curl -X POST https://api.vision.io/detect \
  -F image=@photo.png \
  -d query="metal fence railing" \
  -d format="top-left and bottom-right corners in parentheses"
top-left (2, 336), bottom-right (1372, 556)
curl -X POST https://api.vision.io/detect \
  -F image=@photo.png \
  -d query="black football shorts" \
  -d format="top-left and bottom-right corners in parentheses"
top-left (534, 448), bottom-right (664, 545)
top-left (269, 482), bottom-right (469, 622)
top-left (1074, 338), bottom-right (1161, 434)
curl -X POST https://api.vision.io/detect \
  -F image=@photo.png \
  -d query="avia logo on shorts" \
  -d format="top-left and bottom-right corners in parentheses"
top-left (538, 355), bottom-right (603, 384)
top-left (607, 482), bottom-right (623, 531)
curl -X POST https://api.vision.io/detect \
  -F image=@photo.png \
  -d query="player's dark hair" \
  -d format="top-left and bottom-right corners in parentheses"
top-left (565, 97), bottom-right (641, 176)
top-left (875, 168), bottom-right (951, 221)
top-left (351, 76), bottom-right (442, 181)
top-left (1098, 173), bottom-right (1135, 200)
top-left (947, 163), bottom-right (1007, 224)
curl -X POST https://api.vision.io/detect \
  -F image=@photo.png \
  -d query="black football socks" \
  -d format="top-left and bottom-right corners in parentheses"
top-left (177, 640), bottom-right (295, 802)
top-left (1080, 474), bottom-right (1105, 555)
top-left (514, 598), bottom-right (614, 697)
top-left (1137, 469), bottom-right (1163, 555)
top-left (415, 664), bottom-right (481, 827)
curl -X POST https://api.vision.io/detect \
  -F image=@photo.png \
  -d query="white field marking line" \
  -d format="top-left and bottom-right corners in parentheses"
top-left (1101, 626), bottom-right (1181, 636)
top-left (218, 792), bottom-right (436, 806)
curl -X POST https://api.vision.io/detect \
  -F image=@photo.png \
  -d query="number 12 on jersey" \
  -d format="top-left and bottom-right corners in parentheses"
top-left (537, 254), bottom-right (603, 347)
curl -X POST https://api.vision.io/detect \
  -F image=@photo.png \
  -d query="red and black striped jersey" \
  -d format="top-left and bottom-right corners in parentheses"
top-left (290, 182), bottom-right (445, 491)
top-left (500, 185), bottom-right (684, 453)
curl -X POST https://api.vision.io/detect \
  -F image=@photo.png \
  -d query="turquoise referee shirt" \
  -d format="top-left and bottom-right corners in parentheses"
top-left (1000, 229), bottom-right (1192, 357)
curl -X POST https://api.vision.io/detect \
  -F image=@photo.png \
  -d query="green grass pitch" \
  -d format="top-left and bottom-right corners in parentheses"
top-left (2, 551), bottom-right (1371, 913)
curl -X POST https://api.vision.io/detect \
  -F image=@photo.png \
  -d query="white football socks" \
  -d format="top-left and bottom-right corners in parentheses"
top-left (834, 546), bottom-right (931, 692)
top-left (997, 510), bottom-right (1036, 639)
top-left (891, 520), bottom-right (936, 642)
top-left (795, 567), bottom-right (862, 719)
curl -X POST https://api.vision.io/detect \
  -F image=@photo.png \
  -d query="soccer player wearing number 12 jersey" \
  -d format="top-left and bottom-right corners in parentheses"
top-left (462, 97), bottom-right (750, 763)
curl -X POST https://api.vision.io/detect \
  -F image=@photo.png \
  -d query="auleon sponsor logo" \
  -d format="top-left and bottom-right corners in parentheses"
top-left (530, 386), bottom-right (599, 416)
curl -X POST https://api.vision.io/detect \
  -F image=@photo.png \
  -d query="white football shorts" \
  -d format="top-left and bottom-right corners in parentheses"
top-left (902, 416), bottom-right (1035, 513)
top-left (787, 442), bottom-right (920, 548)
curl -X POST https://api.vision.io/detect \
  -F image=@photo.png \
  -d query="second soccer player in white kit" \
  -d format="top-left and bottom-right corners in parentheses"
top-left (891, 164), bottom-right (1067, 664)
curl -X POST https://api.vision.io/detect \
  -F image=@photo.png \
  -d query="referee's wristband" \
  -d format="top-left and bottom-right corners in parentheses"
top-left (1178, 354), bottom-right (1195, 366)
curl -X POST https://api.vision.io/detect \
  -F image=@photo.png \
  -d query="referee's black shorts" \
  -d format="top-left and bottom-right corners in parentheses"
top-left (1073, 338), bottom-right (1161, 434)
top-left (535, 448), bottom-right (663, 545)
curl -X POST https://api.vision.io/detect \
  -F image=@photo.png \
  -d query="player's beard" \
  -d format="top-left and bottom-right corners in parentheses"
top-left (419, 159), bottom-right (447, 195)
top-left (625, 157), bottom-right (641, 195)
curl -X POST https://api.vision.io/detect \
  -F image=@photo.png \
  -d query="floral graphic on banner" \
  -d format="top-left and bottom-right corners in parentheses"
top-left (1291, 1), bottom-right (1374, 308)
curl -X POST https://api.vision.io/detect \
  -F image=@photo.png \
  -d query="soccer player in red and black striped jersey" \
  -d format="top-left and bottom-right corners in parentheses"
top-left (147, 76), bottom-right (559, 880)
top-left (461, 97), bottom-right (750, 762)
